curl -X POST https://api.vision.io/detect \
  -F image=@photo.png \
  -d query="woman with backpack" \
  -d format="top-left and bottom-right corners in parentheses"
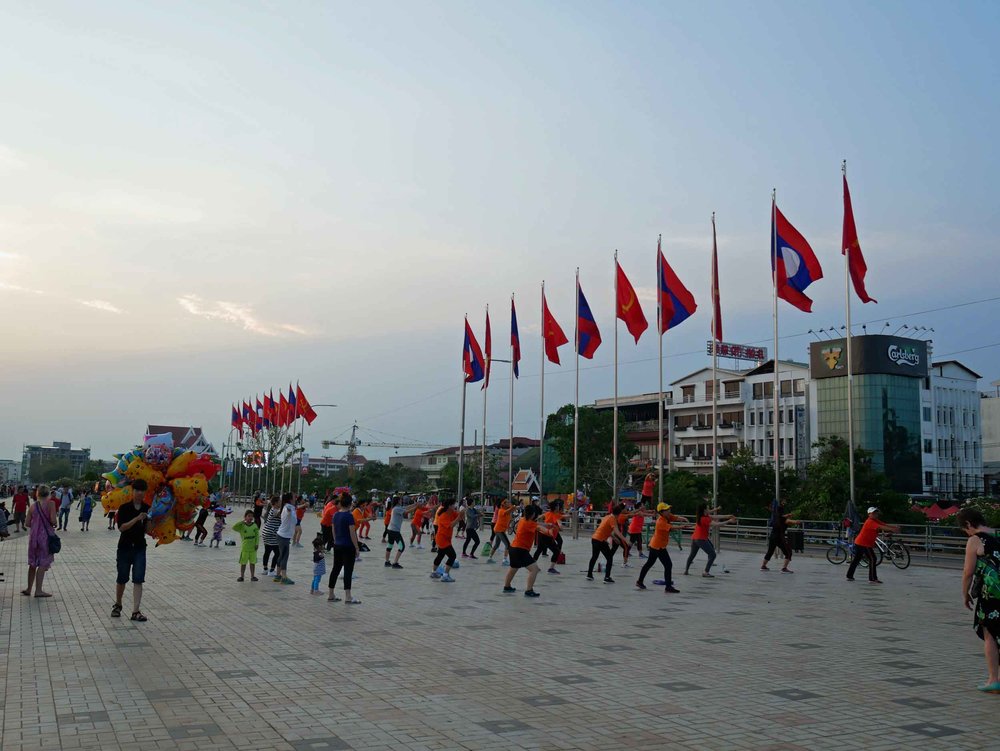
top-left (22, 485), bottom-right (58, 598)
top-left (958, 507), bottom-right (1000, 693)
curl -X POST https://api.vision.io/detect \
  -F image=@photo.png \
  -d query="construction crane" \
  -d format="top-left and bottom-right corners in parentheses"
top-left (321, 422), bottom-right (445, 478)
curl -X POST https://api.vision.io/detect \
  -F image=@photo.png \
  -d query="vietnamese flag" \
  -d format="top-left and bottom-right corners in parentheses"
top-left (296, 383), bottom-right (318, 425)
top-left (510, 297), bottom-right (521, 379)
top-left (542, 289), bottom-right (568, 365)
top-left (278, 390), bottom-right (290, 427)
top-left (615, 261), bottom-right (648, 344)
top-left (482, 309), bottom-right (492, 390)
top-left (843, 171), bottom-right (876, 304)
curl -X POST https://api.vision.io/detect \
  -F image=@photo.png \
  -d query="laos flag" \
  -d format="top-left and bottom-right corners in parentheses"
top-left (463, 317), bottom-right (485, 383)
top-left (772, 201), bottom-right (823, 312)
top-left (576, 280), bottom-right (602, 359)
top-left (657, 237), bottom-right (697, 333)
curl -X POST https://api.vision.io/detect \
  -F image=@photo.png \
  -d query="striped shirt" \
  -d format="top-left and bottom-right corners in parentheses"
top-left (261, 507), bottom-right (281, 546)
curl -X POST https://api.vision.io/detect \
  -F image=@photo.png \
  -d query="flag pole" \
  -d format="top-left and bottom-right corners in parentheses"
top-left (572, 267), bottom-right (581, 540)
top-left (508, 294), bottom-right (515, 505)
top-left (843, 160), bottom-right (856, 509)
top-left (771, 190), bottom-right (781, 505)
top-left (458, 334), bottom-right (468, 503)
top-left (613, 250), bottom-right (619, 508)
top-left (480, 304), bottom-right (489, 506)
top-left (296, 413), bottom-right (304, 497)
top-left (539, 282), bottom-right (545, 501)
top-left (656, 237), bottom-right (664, 507)
top-left (711, 213), bottom-right (719, 507)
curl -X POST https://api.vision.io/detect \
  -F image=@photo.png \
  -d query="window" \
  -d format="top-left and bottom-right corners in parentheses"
top-left (923, 439), bottom-right (932, 454)
top-left (964, 441), bottom-right (969, 459)
top-left (974, 442), bottom-right (979, 459)
top-left (787, 438), bottom-right (794, 456)
top-left (778, 410), bottom-right (783, 423)
top-left (973, 412), bottom-right (977, 427)
top-left (787, 409), bottom-right (794, 424)
top-left (767, 439), bottom-right (774, 457)
top-left (757, 440), bottom-right (764, 455)
top-left (682, 385), bottom-right (695, 402)
top-left (780, 380), bottom-right (792, 397)
top-left (749, 412), bottom-right (755, 426)
top-left (764, 382), bottom-right (774, 398)
top-left (924, 471), bottom-right (933, 485)
top-left (923, 407), bottom-right (932, 422)
top-left (753, 383), bottom-right (763, 400)
top-left (794, 378), bottom-right (805, 395)
top-left (759, 411), bottom-right (765, 425)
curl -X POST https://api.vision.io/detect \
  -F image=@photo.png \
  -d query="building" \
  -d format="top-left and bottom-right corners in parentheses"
top-left (743, 360), bottom-right (811, 471)
top-left (21, 441), bottom-right (91, 481)
top-left (511, 469), bottom-right (540, 496)
top-left (0, 459), bottom-right (22, 483)
top-left (146, 425), bottom-right (217, 456)
top-left (664, 366), bottom-right (747, 474)
top-left (299, 454), bottom-right (368, 477)
top-left (592, 392), bottom-right (667, 472)
top-left (393, 438), bottom-right (539, 485)
top-left (982, 380), bottom-right (1000, 495)
top-left (809, 334), bottom-right (983, 497)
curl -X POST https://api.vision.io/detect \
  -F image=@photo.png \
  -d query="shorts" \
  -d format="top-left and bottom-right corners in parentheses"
top-left (296, 518), bottom-right (302, 526)
top-left (508, 547), bottom-right (535, 569)
top-left (13, 511), bottom-right (26, 525)
top-left (386, 530), bottom-right (405, 549)
top-left (629, 532), bottom-right (643, 545)
top-left (116, 547), bottom-right (147, 584)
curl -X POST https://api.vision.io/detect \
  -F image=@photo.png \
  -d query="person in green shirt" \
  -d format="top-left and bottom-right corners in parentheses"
top-left (232, 510), bottom-right (260, 582)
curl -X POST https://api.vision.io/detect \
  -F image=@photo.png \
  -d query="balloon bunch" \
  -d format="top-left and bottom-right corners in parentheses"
top-left (101, 433), bottom-right (219, 546)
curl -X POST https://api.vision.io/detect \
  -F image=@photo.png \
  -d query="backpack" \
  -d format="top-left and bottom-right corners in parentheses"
top-left (972, 534), bottom-right (1000, 600)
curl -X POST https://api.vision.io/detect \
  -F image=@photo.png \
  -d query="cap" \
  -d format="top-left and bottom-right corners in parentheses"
top-left (867, 506), bottom-right (878, 514)
top-left (656, 502), bottom-right (671, 513)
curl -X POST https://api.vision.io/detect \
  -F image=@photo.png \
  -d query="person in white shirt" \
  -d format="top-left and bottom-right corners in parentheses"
top-left (274, 492), bottom-right (297, 584)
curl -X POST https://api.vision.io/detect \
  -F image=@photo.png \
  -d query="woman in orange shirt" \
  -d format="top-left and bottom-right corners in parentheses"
top-left (587, 504), bottom-right (630, 583)
top-left (486, 499), bottom-right (513, 566)
top-left (503, 504), bottom-right (553, 597)
top-left (430, 498), bottom-right (463, 583)
top-left (846, 506), bottom-right (899, 583)
top-left (637, 503), bottom-right (688, 593)
top-left (683, 503), bottom-right (735, 578)
top-left (410, 501), bottom-right (428, 549)
top-left (532, 500), bottom-right (565, 575)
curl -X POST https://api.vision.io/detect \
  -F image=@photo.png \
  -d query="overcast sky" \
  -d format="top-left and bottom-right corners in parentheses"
top-left (2, 1), bottom-right (998, 465)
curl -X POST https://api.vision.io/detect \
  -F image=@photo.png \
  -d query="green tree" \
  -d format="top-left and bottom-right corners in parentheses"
top-left (659, 471), bottom-right (712, 515)
top-left (717, 446), bottom-right (774, 517)
top-left (28, 457), bottom-right (74, 483)
top-left (545, 405), bottom-right (636, 504)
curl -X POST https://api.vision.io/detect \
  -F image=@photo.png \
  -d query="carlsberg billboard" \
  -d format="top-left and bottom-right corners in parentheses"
top-left (809, 335), bottom-right (928, 379)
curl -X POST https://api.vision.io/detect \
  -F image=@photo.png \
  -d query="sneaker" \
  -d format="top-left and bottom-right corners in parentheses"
top-left (384, 561), bottom-right (392, 568)
top-left (760, 565), bottom-right (770, 571)
top-left (524, 590), bottom-right (540, 598)
top-left (461, 553), bottom-right (469, 558)
top-left (391, 563), bottom-right (404, 569)
top-left (603, 577), bottom-right (615, 584)
top-left (468, 554), bottom-right (478, 560)
top-left (501, 559), bottom-right (509, 567)
top-left (585, 574), bottom-right (594, 581)
top-left (702, 573), bottom-right (715, 578)
top-left (638, 553), bottom-right (647, 559)
top-left (547, 568), bottom-right (560, 575)
top-left (430, 572), bottom-right (441, 579)
top-left (846, 577), bottom-right (855, 581)
top-left (870, 579), bottom-right (883, 584)
top-left (281, 577), bottom-right (295, 585)
top-left (781, 568), bottom-right (794, 574)
top-left (440, 574), bottom-right (455, 583)
top-left (251, 577), bottom-right (259, 582)
top-left (310, 590), bottom-right (320, 595)
top-left (237, 577), bottom-right (245, 582)
top-left (451, 561), bottom-right (460, 569)
top-left (485, 558), bottom-right (495, 564)
top-left (622, 562), bottom-right (632, 568)
top-left (273, 576), bottom-right (282, 582)
top-left (346, 597), bottom-right (361, 604)
top-left (664, 586), bottom-right (680, 593)
top-left (503, 586), bottom-right (516, 594)
top-left (635, 582), bottom-right (647, 590)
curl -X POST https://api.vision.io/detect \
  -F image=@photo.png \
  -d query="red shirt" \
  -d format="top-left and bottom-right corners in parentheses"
top-left (13, 492), bottom-right (29, 513)
top-left (320, 502), bottom-right (336, 526)
top-left (854, 518), bottom-right (881, 548)
top-left (628, 515), bottom-right (645, 535)
top-left (691, 514), bottom-right (711, 541)
top-left (296, 505), bottom-right (306, 521)
top-left (641, 477), bottom-right (654, 497)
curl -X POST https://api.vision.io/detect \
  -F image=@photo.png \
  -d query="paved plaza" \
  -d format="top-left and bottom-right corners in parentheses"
top-left (1, 513), bottom-right (997, 751)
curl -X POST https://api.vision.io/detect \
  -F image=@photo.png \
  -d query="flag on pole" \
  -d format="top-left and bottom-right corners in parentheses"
top-left (576, 281), bottom-right (602, 359)
top-left (773, 201), bottom-right (823, 312)
top-left (542, 292), bottom-right (568, 364)
top-left (711, 219), bottom-right (723, 341)
top-left (242, 401), bottom-right (256, 435)
top-left (231, 404), bottom-right (243, 438)
top-left (265, 390), bottom-right (277, 425)
top-left (463, 317), bottom-right (486, 383)
top-left (843, 173), bottom-right (876, 304)
top-left (288, 382), bottom-right (298, 421)
top-left (657, 237), bottom-right (697, 332)
top-left (615, 261), bottom-right (648, 343)
top-left (296, 383), bottom-right (318, 424)
top-left (278, 390), bottom-right (290, 428)
top-left (256, 397), bottom-right (268, 429)
top-left (482, 310), bottom-right (492, 390)
top-left (510, 297), bottom-right (521, 378)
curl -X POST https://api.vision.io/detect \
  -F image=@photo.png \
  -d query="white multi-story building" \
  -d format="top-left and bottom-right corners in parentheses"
top-left (982, 380), bottom-right (1000, 495)
top-left (923, 361), bottom-right (984, 496)
top-left (665, 367), bottom-right (747, 473)
top-left (743, 360), bottom-right (811, 471)
top-left (1, 459), bottom-right (22, 483)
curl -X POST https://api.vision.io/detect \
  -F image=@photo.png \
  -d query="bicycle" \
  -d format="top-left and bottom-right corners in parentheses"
top-left (826, 537), bottom-right (881, 567)
top-left (876, 532), bottom-right (911, 570)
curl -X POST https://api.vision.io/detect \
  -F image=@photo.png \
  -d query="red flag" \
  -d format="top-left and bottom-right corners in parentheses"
top-left (615, 261), bottom-right (648, 344)
top-left (711, 217), bottom-right (723, 341)
top-left (483, 309), bottom-right (492, 390)
top-left (843, 173), bottom-right (876, 304)
top-left (278, 391), bottom-right (290, 427)
top-left (296, 383), bottom-right (318, 425)
top-left (542, 291), bottom-right (568, 365)
top-left (463, 317), bottom-right (486, 383)
top-left (265, 390), bottom-right (276, 424)
top-left (657, 237), bottom-right (697, 332)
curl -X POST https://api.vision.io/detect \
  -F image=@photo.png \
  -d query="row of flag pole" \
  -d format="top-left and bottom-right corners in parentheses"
top-left (229, 383), bottom-right (318, 439)
top-left (459, 164), bottom-right (874, 522)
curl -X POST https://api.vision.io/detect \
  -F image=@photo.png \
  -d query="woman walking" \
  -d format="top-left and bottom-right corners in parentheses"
top-left (587, 504), bottom-right (630, 583)
top-left (636, 504), bottom-right (687, 593)
top-left (328, 495), bottom-right (361, 604)
top-left (958, 507), bottom-right (1000, 692)
top-left (22, 485), bottom-right (57, 598)
top-left (683, 504), bottom-right (735, 578)
top-left (78, 491), bottom-right (95, 532)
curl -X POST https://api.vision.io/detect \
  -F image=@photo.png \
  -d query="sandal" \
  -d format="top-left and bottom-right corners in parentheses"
top-left (34, 592), bottom-right (53, 598)
top-left (130, 611), bottom-right (148, 622)
top-left (21, 589), bottom-right (31, 596)
top-left (111, 603), bottom-right (122, 617)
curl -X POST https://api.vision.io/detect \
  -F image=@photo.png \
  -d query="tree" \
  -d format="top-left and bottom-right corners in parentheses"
top-left (545, 404), bottom-right (636, 503)
top-left (717, 446), bottom-right (775, 517)
top-left (28, 457), bottom-right (74, 483)
top-left (659, 471), bottom-right (712, 515)
top-left (465, 450), bottom-right (503, 498)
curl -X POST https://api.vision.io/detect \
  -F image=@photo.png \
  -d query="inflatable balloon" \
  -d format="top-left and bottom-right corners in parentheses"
top-left (170, 475), bottom-right (208, 506)
top-left (101, 485), bottom-right (133, 514)
top-left (102, 469), bottom-right (126, 487)
top-left (174, 501), bottom-right (198, 531)
top-left (149, 515), bottom-right (177, 547)
top-left (144, 443), bottom-right (173, 471)
top-left (186, 457), bottom-right (219, 481)
top-left (166, 451), bottom-right (198, 479)
top-left (148, 487), bottom-right (175, 523)
top-left (124, 457), bottom-right (165, 490)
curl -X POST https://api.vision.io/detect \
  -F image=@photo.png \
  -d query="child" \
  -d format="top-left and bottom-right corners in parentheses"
top-left (78, 492), bottom-right (94, 532)
top-left (193, 502), bottom-right (210, 546)
top-left (232, 510), bottom-right (260, 582)
top-left (311, 534), bottom-right (326, 595)
top-left (209, 506), bottom-right (228, 548)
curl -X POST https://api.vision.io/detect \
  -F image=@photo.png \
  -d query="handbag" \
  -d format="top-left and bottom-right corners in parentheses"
top-left (40, 505), bottom-right (61, 554)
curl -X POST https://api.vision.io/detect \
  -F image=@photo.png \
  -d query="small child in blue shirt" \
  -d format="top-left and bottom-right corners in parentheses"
top-left (311, 534), bottom-right (326, 594)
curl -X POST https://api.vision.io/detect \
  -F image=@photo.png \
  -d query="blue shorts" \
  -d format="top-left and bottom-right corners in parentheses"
top-left (296, 519), bottom-right (302, 526)
top-left (116, 547), bottom-right (147, 584)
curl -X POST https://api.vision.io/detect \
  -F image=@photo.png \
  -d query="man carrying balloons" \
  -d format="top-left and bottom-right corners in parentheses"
top-left (113, 479), bottom-right (152, 622)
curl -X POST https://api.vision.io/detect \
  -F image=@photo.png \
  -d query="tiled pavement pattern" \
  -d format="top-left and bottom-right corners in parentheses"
top-left (0, 514), bottom-right (997, 751)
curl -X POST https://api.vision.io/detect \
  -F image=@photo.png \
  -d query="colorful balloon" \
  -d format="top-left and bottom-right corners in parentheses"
top-left (148, 487), bottom-right (175, 522)
top-left (101, 485), bottom-right (133, 514)
top-left (124, 457), bottom-right (165, 490)
top-left (149, 515), bottom-right (177, 546)
top-left (166, 451), bottom-right (198, 479)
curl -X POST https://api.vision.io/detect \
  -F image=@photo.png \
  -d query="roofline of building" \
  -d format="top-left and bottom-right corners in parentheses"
top-left (931, 360), bottom-right (983, 380)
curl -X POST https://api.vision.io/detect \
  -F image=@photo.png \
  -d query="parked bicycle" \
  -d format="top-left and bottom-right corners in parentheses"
top-left (826, 533), bottom-right (910, 570)
top-left (826, 537), bottom-right (878, 567)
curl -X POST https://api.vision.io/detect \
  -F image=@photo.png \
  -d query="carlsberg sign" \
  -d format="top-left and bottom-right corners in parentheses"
top-left (887, 343), bottom-right (921, 367)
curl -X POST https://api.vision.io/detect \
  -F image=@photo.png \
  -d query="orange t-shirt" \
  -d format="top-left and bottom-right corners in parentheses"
top-left (855, 518), bottom-right (881, 547)
top-left (628, 514), bottom-right (645, 534)
top-left (592, 514), bottom-right (616, 542)
top-left (540, 511), bottom-right (562, 537)
top-left (412, 506), bottom-right (426, 526)
top-left (649, 515), bottom-right (677, 549)
top-left (320, 502), bottom-right (336, 526)
top-left (692, 514), bottom-right (711, 541)
top-left (352, 508), bottom-right (364, 527)
top-left (512, 519), bottom-right (538, 550)
top-left (435, 509), bottom-right (459, 548)
top-left (493, 506), bottom-right (512, 533)
top-left (642, 476), bottom-right (655, 497)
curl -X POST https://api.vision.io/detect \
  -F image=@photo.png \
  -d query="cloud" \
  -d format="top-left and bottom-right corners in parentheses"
top-left (0, 145), bottom-right (26, 171)
top-left (178, 295), bottom-right (311, 337)
top-left (78, 299), bottom-right (123, 314)
top-left (0, 280), bottom-right (44, 294)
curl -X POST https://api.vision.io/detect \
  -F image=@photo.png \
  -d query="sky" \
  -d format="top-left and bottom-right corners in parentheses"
top-left (2, 1), bottom-right (999, 465)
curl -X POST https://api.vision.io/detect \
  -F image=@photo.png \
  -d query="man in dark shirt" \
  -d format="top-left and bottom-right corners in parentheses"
top-left (760, 497), bottom-right (797, 574)
top-left (113, 480), bottom-right (151, 621)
